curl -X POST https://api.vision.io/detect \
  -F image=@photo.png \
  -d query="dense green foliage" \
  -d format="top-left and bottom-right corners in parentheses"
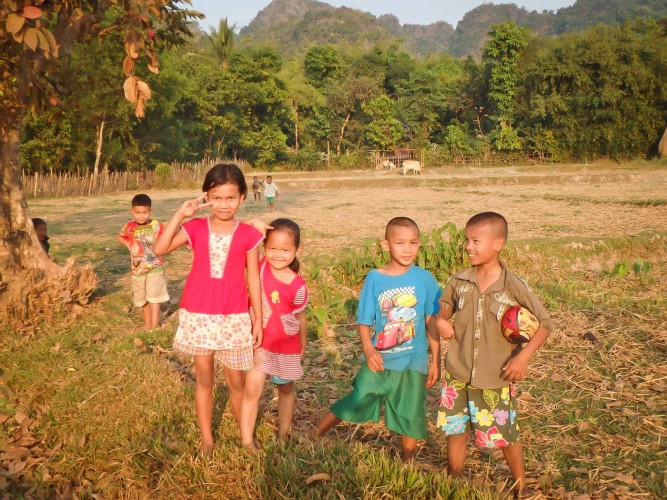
top-left (17, 7), bottom-right (667, 173)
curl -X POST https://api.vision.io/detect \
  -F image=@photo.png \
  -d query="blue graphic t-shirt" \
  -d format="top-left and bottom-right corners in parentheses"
top-left (357, 265), bottom-right (441, 374)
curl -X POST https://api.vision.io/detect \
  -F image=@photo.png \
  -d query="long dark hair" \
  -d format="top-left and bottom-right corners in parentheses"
top-left (202, 163), bottom-right (248, 198)
top-left (265, 218), bottom-right (301, 273)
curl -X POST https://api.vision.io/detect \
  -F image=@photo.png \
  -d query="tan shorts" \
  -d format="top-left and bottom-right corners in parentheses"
top-left (132, 270), bottom-right (170, 307)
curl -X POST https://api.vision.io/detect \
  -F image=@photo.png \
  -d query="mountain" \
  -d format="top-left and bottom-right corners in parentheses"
top-left (238, 0), bottom-right (667, 58)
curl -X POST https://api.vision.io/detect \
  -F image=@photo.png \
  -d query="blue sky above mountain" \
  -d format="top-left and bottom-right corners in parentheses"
top-left (189, 0), bottom-right (576, 30)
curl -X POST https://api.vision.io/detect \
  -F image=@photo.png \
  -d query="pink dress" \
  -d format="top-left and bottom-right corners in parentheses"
top-left (253, 257), bottom-right (309, 380)
top-left (173, 218), bottom-right (262, 354)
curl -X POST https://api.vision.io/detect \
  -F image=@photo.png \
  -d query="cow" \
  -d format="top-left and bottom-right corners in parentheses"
top-left (402, 160), bottom-right (422, 176)
top-left (382, 160), bottom-right (396, 170)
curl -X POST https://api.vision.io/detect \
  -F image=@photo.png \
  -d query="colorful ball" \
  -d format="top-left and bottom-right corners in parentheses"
top-left (501, 306), bottom-right (539, 344)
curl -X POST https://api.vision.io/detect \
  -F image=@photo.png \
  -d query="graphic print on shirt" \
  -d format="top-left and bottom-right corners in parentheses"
top-left (375, 287), bottom-right (418, 351)
top-left (129, 223), bottom-right (161, 274)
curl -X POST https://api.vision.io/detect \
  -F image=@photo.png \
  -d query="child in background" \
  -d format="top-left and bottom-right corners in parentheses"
top-left (240, 218), bottom-right (308, 449)
top-left (436, 212), bottom-right (552, 495)
top-left (32, 217), bottom-right (50, 254)
top-left (154, 164), bottom-right (264, 455)
top-left (263, 175), bottom-right (278, 212)
top-left (252, 176), bottom-right (263, 202)
top-left (313, 217), bottom-right (441, 461)
top-left (116, 194), bottom-right (170, 331)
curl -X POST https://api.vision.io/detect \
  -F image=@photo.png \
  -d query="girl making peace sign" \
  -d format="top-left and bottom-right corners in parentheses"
top-left (155, 163), bottom-right (264, 455)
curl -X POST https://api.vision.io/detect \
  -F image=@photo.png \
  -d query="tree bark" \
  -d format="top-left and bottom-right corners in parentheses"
top-left (658, 126), bottom-right (667, 158)
top-left (336, 113), bottom-right (351, 156)
top-left (0, 74), bottom-right (97, 330)
top-left (93, 119), bottom-right (105, 177)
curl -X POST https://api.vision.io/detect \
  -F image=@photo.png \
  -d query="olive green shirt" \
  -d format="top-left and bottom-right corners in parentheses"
top-left (440, 262), bottom-right (553, 389)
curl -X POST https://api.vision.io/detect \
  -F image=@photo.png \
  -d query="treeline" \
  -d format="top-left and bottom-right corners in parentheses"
top-left (19, 17), bottom-right (667, 174)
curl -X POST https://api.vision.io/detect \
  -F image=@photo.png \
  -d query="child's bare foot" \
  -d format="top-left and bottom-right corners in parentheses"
top-left (200, 440), bottom-right (214, 456)
top-left (400, 449), bottom-right (415, 462)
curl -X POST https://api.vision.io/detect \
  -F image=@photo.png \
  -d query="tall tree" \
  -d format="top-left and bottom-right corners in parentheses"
top-left (207, 18), bottom-right (235, 68)
top-left (482, 21), bottom-right (529, 151)
top-left (0, 1), bottom-right (198, 328)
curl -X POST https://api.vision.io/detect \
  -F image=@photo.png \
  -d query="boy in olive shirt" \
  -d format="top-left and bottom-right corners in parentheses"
top-left (436, 212), bottom-right (552, 495)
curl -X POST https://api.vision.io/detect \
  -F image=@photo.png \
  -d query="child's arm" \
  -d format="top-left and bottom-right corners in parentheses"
top-left (243, 218), bottom-right (272, 236)
top-left (297, 310), bottom-right (307, 359)
top-left (360, 324), bottom-right (383, 372)
top-left (501, 327), bottom-right (549, 382)
top-left (246, 246), bottom-right (263, 348)
top-left (116, 233), bottom-right (131, 250)
top-left (154, 196), bottom-right (208, 256)
top-left (436, 307), bottom-right (455, 340)
top-left (425, 315), bottom-right (441, 388)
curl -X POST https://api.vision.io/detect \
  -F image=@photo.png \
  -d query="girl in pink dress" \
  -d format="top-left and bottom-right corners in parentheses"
top-left (239, 219), bottom-right (308, 448)
top-left (155, 164), bottom-right (263, 455)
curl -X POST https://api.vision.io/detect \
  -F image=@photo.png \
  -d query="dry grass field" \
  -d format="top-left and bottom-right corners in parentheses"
top-left (1, 162), bottom-right (666, 498)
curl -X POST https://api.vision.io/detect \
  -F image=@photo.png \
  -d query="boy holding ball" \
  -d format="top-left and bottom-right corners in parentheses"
top-left (436, 212), bottom-right (552, 495)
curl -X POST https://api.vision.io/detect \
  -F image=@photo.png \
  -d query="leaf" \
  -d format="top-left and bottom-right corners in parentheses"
top-left (23, 27), bottom-right (39, 51)
top-left (136, 80), bottom-right (151, 100)
top-left (148, 63), bottom-right (159, 75)
top-left (305, 472), bottom-right (331, 484)
top-left (22, 5), bottom-right (42, 19)
top-left (123, 76), bottom-right (137, 103)
top-left (35, 29), bottom-right (49, 53)
top-left (6, 13), bottom-right (25, 35)
top-left (123, 56), bottom-right (134, 77)
top-left (482, 389), bottom-right (499, 410)
top-left (42, 28), bottom-right (58, 56)
top-left (3, 446), bottom-right (30, 460)
top-left (125, 41), bottom-right (139, 59)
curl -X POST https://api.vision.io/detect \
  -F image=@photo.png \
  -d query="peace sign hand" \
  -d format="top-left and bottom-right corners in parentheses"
top-left (177, 193), bottom-right (211, 218)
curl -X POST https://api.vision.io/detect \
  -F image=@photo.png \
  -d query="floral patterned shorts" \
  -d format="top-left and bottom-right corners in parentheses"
top-left (436, 371), bottom-right (519, 448)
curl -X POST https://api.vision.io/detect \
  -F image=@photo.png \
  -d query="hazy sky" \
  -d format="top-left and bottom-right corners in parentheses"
top-left (189, 1), bottom-right (576, 31)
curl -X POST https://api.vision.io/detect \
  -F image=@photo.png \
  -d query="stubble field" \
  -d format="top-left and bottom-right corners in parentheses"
top-left (1, 162), bottom-right (666, 498)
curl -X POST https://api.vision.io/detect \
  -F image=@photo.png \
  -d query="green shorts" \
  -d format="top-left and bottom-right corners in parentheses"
top-left (330, 364), bottom-right (427, 439)
top-left (436, 371), bottom-right (520, 448)
top-left (265, 196), bottom-right (275, 205)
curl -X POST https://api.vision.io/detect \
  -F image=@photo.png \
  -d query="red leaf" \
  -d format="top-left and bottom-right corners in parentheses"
top-left (22, 6), bottom-right (42, 19)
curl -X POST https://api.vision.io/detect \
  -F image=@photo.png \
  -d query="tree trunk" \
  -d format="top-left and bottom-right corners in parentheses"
top-left (337, 113), bottom-right (351, 156)
top-left (291, 100), bottom-right (299, 151)
top-left (658, 126), bottom-right (667, 158)
top-left (0, 103), bottom-right (97, 330)
top-left (93, 119), bottom-right (105, 177)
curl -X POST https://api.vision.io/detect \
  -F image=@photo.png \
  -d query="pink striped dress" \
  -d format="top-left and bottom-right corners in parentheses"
top-left (253, 258), bottom-right (309, 380)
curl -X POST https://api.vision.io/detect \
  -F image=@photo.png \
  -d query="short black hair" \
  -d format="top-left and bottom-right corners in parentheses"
top-left (202, 163), bottom-right (248, 198)
top-left (385, 217), bottom-right (420, 239)
top-left (31, 217), bottom-right (46, 228)
top-left (131, 194), bottom-right (152, 207)
top-left (466, 212), bottom-right (508, 241)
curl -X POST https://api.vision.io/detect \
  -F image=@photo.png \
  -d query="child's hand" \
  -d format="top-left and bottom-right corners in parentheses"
top-left (251, 321), bottom-right (263, 349)
top-left (426, 360), bottom-right (440, 388)
top-left (177, 193), bottom-right (210, 218)
top-left (436, 316), bottom-right (455, 340)
top-left (501, 350), bottom-right (530, 382)
top-left (246, 217), bottom-right (273, 236)
top-left (364, 346), bottom-right (384, 372)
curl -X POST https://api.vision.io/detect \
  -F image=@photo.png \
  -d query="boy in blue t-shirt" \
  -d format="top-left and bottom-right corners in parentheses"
top-left (313, 217), bottom-right (441, 461)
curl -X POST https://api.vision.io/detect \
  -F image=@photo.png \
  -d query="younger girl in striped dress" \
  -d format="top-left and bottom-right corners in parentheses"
top-left (240, 219), bottom-right (308, 448)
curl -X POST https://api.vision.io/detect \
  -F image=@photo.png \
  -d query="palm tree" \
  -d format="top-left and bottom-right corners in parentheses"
top-left (207, 18), bottom-right (235, 69)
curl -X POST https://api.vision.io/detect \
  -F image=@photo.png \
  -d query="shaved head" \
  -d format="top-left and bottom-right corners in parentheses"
top-left (385, 217), bottom-right (420, 240)
top-left (466, 212), bottom-right (508, 241)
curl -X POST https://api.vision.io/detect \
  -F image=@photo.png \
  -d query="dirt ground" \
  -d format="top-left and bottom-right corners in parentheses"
top-left (136, 163), bottom-right (667, 257)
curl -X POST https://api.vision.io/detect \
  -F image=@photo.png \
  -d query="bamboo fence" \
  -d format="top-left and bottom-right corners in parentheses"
top-left (22, 161), bottom-right (218, 199)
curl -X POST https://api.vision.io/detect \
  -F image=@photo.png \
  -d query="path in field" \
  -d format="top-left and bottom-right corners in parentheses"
top-left (229, 164), bottom-right (667, 256)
